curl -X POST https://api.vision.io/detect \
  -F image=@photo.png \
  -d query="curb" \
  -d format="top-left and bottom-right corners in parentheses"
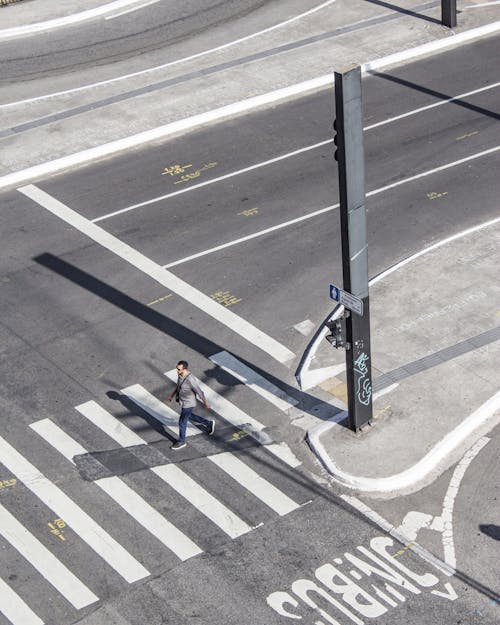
top-left (1, 19), bottom-right (500, 191)
top-left (307, 390), bottom-right (500, 494)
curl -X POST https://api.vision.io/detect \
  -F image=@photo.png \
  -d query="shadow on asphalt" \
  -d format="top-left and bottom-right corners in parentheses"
top-left (369, 70), bottom-right (500, 122)
top-left (479, 524), bottom-right (500, 541)
top-left (363, 0), bottom-right (442, 25)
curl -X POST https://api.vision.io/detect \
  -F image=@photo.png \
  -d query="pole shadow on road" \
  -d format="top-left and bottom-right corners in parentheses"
top-left (479, 524), bottom-right (500, 541)
top-left (362, 0), bottom-right (442, 25)
top-left (33, 252), bottom-right (342, 424)
top-left (369, 70), bottom-right (500, 122)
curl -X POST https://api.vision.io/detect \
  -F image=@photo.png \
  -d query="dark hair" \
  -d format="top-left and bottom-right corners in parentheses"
top-left (177, 360), bottom-right (188, 369)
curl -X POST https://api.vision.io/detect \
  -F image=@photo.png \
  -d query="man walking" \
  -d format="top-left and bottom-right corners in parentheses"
top-left (167, 360), bottom-right (215, 449)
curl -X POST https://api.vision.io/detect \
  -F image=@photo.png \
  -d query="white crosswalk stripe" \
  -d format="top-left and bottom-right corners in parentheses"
top-left (0, 434), bottom-right (149, 584)
top-left (151, 464), bottom-right (253, 538)
top-left (209, 351), bottom-right (298, 412)
top-left (0, 577), bottom-right (44, 625)
top-left (75, 402), bottom-right (254, 538)
top-left (208, 452), bottom-right (300, 516)
top-left (0, 503), bottom-right (98, 609)
top-left (164, 370), bottom-right (301, 468)
top-left (30, 418), bottom-right (202, 561)
top-left (121, 383), bottom-right (199, 437)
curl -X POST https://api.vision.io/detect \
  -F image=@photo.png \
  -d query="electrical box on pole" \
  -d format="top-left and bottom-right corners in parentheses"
top-left (333, 65), bottom-right (373, 432)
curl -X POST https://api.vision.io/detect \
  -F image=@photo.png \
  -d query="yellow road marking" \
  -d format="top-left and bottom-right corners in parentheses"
top-left (427, 191), bottom-right (448, 200)
top-left (456, 131), bottom-right (479, 140)
top-left (147, 293), bottom-right (173, 306)
top-left (238, 207), bottom-right (259, 216)
top-left (210, 290), bottom-right (242, 307)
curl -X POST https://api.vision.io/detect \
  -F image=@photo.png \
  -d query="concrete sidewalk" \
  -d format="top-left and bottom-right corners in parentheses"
top-left (306, 218), bottom-right (500, 497)
top-left (1, 1), bottom-right (500, 185)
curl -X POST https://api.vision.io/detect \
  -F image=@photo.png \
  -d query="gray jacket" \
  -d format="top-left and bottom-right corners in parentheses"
top-left (176, 374), bottom-right (207, 409)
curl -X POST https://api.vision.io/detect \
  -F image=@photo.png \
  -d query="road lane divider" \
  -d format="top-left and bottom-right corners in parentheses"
top-left (17, 184), bottom-right (295, 364)
top-left (159, 144), bottom-right (500, 270)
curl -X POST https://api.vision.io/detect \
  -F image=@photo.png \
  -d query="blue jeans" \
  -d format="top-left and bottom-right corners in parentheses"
top-left (178, 407), bottom-right (210, 442)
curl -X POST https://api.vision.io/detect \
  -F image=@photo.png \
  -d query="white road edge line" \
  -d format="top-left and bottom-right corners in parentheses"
top-left (308, 390), bottom-right (500, 493)
top-left (1, 1), bottom-right (337, 103)
top-left (439, 437), bottom-right (490, 570)
top-left (17, 184), bottom-right (295, 364)
top-left (1, 19), bottom-right (499, 191)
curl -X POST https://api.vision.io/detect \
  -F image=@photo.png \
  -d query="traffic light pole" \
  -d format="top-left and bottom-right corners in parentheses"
top-left (441, 0), bottom-right (457, 28)
top-left (334, 65), bottom-right (373, 432)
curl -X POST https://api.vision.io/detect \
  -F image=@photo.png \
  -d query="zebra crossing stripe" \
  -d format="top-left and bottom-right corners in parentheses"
top-left (0, 435), bottom-right (149, 584)
top-left (208, 452), bottom-right (300, 516)
top-left (0, 503), bottom-right (98, 609)
top-left (0, 576), bottom-right (44, 625)
top-left (74, 401), bottom-right (255, 538)
top-left (164, 370), bottom-right (301, 468)
top-left (31, 419), bottom-right (202, 561)
top-left (120, 384), bottom-right (199, 437)
top-left (151, 464), bottom-right (253, 539)
top-left (75, 401), bottom-right (144, 447)
top-left (209, 351), bottom-right (298, 412)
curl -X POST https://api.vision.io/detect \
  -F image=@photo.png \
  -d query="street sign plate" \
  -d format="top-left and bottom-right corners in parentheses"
top-left (329, 283), bottom-right (363, 316)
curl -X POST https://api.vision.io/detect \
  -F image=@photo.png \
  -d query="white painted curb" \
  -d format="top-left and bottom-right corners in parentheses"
top-left (2, 20), bottom-right (500, 191)
top-left (307, 390), bottom-right (500, 493)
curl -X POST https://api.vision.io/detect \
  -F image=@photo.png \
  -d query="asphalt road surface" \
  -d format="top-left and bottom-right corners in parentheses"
top-left (0, 28), bottom-right (499, 625)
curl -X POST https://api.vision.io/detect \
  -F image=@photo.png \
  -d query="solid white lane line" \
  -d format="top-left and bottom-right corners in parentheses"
top-left (163, 204), bottom-right (337, 269)
top-left (0, 503), bottom-right (99, 609)
top-left (366, 145), bottom-right (500, 197)
top-left (0, 435), bottom-right (149, 583)
top-left (95, 80), bottom-right (500, 223)
top-left (0, 577), bottom-right (44, 625)
top-left (92, 140), bottom-right (332, 222)
top-left (439, 437), bottom-right (490, 571)
top-left (209, 351), bottom-right (298, 412)
top-left (18, 185), bottom-right (294, 364)
top-left (106, 0), bottom-right (161, 19)
top-left (151, 464), bottom-right (253, 539)
top-left (209, 452), bottom-right (299, 516)
top-left (164, 370), bottom-right (302, 468)
top-left (1, 1), bottom-right (337, 104)
top-left (364, 81), bottom-right (500, 130)
top-left (76, 400), bottom-right (145, 447)
top-left (30, 419), bottom-right (202, 561)
top-left (121, 384), bottom-right (199, 437)
top-left (160, 143), bottom-right (500, 269)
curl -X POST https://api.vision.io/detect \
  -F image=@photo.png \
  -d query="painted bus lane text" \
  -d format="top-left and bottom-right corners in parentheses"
top-left (266, 535), bottom-right (457, 624)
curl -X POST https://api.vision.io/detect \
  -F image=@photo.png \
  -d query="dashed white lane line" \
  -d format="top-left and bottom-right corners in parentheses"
top-left (0, 0), bottom-right (337, 103)
top-left (439, 436), bottom-right (490, 571)
top-left (0, 0), bottom-right (156, 40)
top-left (17, 184), bottom-right (295, 364)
